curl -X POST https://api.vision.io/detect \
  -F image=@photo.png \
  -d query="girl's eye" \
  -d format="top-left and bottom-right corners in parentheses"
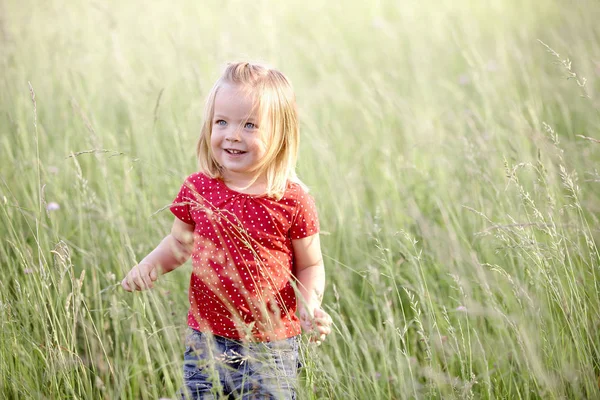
top-left (244, 122), bottom-right (256, 129)
top-left (215, 120), bottom-right (227, 126)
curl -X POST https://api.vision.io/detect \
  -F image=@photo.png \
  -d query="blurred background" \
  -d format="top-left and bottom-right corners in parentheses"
top-left (2, 0), bottom-right (600, 398)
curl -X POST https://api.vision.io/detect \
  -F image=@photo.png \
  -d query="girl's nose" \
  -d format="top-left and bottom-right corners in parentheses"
top-left (225, 127), bottom-right (242, 142)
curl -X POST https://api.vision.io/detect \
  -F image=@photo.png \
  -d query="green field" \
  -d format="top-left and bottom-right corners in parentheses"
top-left (2, 0), bottom-right (600, 398)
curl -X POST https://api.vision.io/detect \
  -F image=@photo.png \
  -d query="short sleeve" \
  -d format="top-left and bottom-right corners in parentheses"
top-left (169, 176), bottom-right (197, 226)
top-left (290, 191), bottom-right (320, 239)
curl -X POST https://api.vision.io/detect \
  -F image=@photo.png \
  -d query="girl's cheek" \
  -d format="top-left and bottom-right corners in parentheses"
top-left (259, 137), bottom-right (268, 150)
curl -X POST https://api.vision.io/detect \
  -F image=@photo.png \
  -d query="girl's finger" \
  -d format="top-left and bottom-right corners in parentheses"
top-left (141, 274), bottom-right (154, 289)
top-left (125, 274), bottom-right (138, 290)
top-left (313, 317), bottom-right (332, 328)
top-left (317, 325), bottom-right (331, 335)
top-left (132, 274), bottom-right (145, 291)
top-left (121, 278), bottom-right (132, 292)
top-left (313, 308), bottom-right (326, 317)
top-left (314, 308), bottom-right (331, 319)
top-left (310, 334), bottom-right (326, 346)
top-left (150, 267), bottom-right (158, 282)
top-left (313, 310), bottom-right (331, 323)
top-left (315, 325), bottom-right (331, 337)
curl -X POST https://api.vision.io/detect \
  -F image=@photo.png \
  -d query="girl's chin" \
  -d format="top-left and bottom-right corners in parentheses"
top-left (221, 164), bottom-right (253, 175)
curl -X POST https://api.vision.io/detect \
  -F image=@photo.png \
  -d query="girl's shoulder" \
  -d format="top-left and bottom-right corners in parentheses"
top-left (282, 180), bottom-right (304, 198)
top-left (282, 181), bottom-right (320, 234)
top-left (280, 180), bottom-right (316, 207)
top-left (181, 172), bottom-right (219, 194)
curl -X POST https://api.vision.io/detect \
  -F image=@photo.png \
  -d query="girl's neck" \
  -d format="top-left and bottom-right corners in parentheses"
top-left (222, 171), bottom-right (267, 195)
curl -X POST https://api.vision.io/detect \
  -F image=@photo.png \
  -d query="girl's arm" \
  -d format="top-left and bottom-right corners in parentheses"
top-left (121, 218), bottom-right (194, 291)
top-left (293, 234), bottom-right (325, 310)
top-left (293, 233), bottom-right (332, 343)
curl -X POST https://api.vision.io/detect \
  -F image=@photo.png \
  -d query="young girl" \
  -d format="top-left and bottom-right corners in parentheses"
top-left (121, 62), bottom-right (332, 399)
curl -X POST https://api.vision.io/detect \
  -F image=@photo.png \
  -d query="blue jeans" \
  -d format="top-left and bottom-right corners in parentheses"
top-left (178, 329), bottom-right (300, 400)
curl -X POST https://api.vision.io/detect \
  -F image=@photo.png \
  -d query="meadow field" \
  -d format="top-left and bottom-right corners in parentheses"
top-left (2, 0), bottom-right (600, 398)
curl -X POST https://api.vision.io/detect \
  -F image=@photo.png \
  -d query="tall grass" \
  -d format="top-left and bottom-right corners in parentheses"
top-left (2, 0), bottom-right (600, 398)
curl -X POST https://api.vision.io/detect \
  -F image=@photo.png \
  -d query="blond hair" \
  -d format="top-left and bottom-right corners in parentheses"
top-left (196, 62), bottom-right (305, 199)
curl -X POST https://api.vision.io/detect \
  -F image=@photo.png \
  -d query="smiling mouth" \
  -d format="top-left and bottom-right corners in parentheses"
top-left (225, 149), bottom-right (246, 155)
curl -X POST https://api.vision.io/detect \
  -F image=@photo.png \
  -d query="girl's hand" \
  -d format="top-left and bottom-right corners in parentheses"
top-left (121, 263), bottom-right (158, 292)
top-left (299, 306), bottom-right (333, 345)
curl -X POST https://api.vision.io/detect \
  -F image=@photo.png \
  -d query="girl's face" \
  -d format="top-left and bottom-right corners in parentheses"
top-left (210, 83), bottom-right (267, 183)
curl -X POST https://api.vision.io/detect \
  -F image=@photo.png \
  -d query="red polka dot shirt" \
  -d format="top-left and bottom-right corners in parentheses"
top-left (170, 173), bottom-right (320, 342)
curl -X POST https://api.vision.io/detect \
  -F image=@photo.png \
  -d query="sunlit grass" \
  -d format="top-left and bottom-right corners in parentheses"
top-left (2, 0), bottom-right (600, 398)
